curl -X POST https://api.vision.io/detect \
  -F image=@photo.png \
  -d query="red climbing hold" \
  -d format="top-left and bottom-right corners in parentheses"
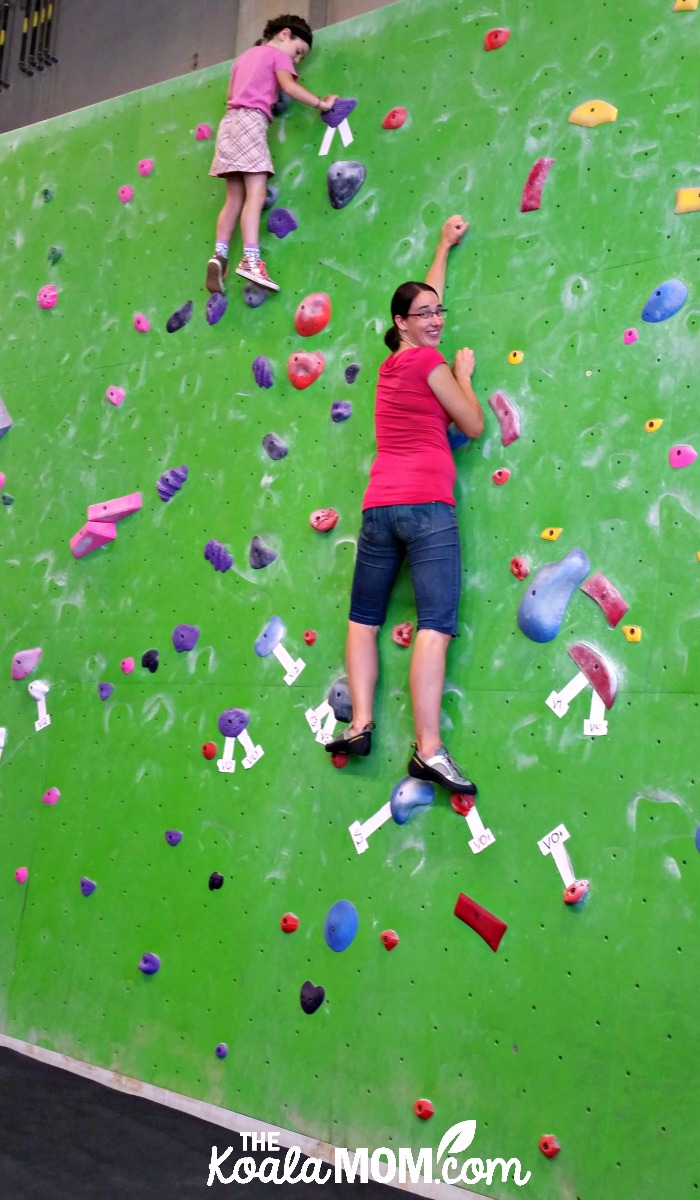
top-left (454, 892), bottom-right (508, 952)
top-left (303, 630), bottom-right (317, 646)
top-left (287, 351), bottom-right (325, 390)
top-left (488, 390), bottom-right (520, 445)
top-left (392, 622), bottom-right (414, 647)
top-left (330, 752), bottom-right (348, 768)
top-left (563, 879), bottom-right (590, 905)
top-left (484, 27), bottom-right (510, 50)
top-left (414, 1099), bottom-right (434, 1120)
top-left (450, 793), bottom-right (475, 817)
top-left (280, 912), bottom-right (299, 933)
top-left (510, 556), bottom-right (530, 580)
top-left (202, 741), bottom-right (217, 760)
top-left (310, 508), bottom-right (338, 532)
top-left (567, 642), bottom-right (617, 709)
top-left (539, 1135), bottom-right (561, 1159)
top-left (580, 572), bottom-right (629, 628)
top-left (294, 293), bottom-right (331, 337)
top-left (382, 107), bottom-right (407, 130)
top-left (520, 157), bottom-right (555, 212)
top-left (492, 468), bottom-right (510, 485)
top-left (381, 930), bottom-right (399, 950)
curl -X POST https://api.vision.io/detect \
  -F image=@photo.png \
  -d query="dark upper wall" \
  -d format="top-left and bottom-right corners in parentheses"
top-left (0, 0), bottom-right (398, 135)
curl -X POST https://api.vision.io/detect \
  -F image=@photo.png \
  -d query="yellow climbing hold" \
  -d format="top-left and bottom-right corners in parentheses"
top-left (541, 527), bottom-right (562, 542)
top-left (622, 625), bottom-right (642, 643)
top-left (672, 0), bottom-right (698, 11)
top-left (568, 99), bottom-right (618, 128)
top-left (675, 188), bottom-right (700, 214)
top-left (508, 350), bottom-right (524, 365)
top-left (644, 418), bottom-right (664, 433)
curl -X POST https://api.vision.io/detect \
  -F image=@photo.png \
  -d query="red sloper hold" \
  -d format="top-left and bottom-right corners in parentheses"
top-left (567, 642), bottom-right (618, 709)
top-left (382, 107), bottom-right (407, 129)
top-left (294, 293), bottom-right (331, 337)
top-left (488, 390), bottom-right (520, 446)
top-left (287, 351), bottom-right (325, 390)
top-left (484, 28), bottom-right (510, 50)
top-left (454, 892), bottom-right (508, 952)
top-left (579, 571), bottom-right (629, 627)
top-left (520, 157), bottom-right (555, 212)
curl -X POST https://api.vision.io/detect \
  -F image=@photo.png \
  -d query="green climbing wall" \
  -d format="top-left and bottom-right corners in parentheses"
top-left (1, 0), bottom-right (700, 1195)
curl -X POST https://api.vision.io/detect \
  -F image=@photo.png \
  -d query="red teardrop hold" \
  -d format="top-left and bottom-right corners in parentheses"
top-left (287, 351), bottom-right (325, 390)
top-left (484, 27), bottom-right (510, 50)
top-left (294, 293), bottom-right (331, 337)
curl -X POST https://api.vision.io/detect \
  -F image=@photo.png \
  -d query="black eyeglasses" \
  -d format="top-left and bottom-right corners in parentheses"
top-left (406, 306), bottom-right (448, 319)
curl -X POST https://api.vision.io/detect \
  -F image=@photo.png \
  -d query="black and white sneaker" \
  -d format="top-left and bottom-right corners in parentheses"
top-left (407, 743), bottom-right (477, 795)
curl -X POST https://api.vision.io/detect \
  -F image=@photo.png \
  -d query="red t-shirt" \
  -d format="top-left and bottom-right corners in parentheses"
top-left (362, 346), bottom-right (456, 510)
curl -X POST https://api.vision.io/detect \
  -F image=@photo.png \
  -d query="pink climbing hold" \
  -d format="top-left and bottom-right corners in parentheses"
top-left (492, 468), bottom-right (510, 485)
top-left (669, 444), bottom-right (697, 469)
top-left (382, 107), bottom-right (407, 130)
top-left (510, 557), bottom-right (529, 580)
top-left (11, 647), bottom-right (43, 680)
top-left (105, 386), bottom-right (125, 407)
top-left (121, 657), bottom-right (135, 674)
top-left (195, 123), bottom-right (212, 140)
top-left (623, 328), bottom-right (639, 345)
top-left (42, 786), bottom-right (60, 805)
top-left (392, 622), bottom-right (414, 647)
top-left (310, 508), bottom-right (338, 532)
top-left (0, 472), bottom-right (4, 488)
top-left (70, 521), bottom-right (118, 559)
top-left (118, 185), bottom-right (134, 203)
top-left (137, 159), bottom-right (154, 176)
top-left (133, 313), bottom-right (150, 332)
top-left (488, 390), bottom-right (521, 446)
top-left (37, 284), bottom-right (58, 309)
top-left (87, 492), bottom-right (142, 523)
top-left (520, 157), bottom-right (555, 212)
top-left (287, 351), bottom-right (325, 390)
top-left (484, 28), bottom-right (510, 50)
top-left (294, 293), bottom-right (331, 337)
top-left (15, 867), bottom-right (28, 883)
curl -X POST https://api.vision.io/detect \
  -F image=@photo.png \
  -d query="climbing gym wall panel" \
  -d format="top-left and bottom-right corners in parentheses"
top-left (1, 0), bottom-right (700, 1197)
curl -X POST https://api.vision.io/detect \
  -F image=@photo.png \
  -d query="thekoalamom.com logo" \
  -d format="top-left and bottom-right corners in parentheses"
top-left (207, 1120), bottom-right (532, 1187)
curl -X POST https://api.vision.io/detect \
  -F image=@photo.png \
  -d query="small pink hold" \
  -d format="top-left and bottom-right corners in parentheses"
top-left (37, 284), bottom-right (58, 309)
top-left (121, 657), bottom-right (135, 674)
top-left (11, 647), bottom-right (43, 680)
top-left (195, 123), bottom-right (212, 140)
top-left (137, 159), bottom-right (154, 177)
top-left (133, 313), bottom-right (150, 332)
top-left (623, 327), bottom-right (639, 345)
top-left (118, 185), bottom-right (134, 204)
top-left (15, 867), bottom-right (28, 883)
top-left (669, 444), bottom-right (697, 469)
top-left (42, 787), bottom-right (60, 805)
top-left (310, 508), bottom-right (338, 532)
top-left (0, 472), bottom-right (5, 488)
top-left (105, 386), bottom-right (125, 407)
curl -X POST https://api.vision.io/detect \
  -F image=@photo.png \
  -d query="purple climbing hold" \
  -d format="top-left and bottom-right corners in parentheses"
top-left (217, 707), bottom-right (250, 738)
top-left (206, 291), bottom-right (228, 326)
top-left (271, 91), bottom-right (292, 118)
top-left (390, 776), bottom-right (434, 825)
top-left (300, 980), bottom-right (325, 1014)
top-left (204, 539), bottom-right (233, 573)
top-left (209, 872), bottom-right (224, 891)
top-left (138, 953), bottom-right (161, 975)
top-left (262, 433), bottom-right (288, 461)
top-left (98, 682), bottom-right (114, 701)
top-left (166, 300), bottom-right (193, 333)
top-left (157, 464), bottom-right (188, 502)
top-left (141, 648), bottom-right (159, 673)
top-left (344, 363), bottom-right (360, 384)
top-left (243, 283), bottom-right (268, 308)
top-left (165, 830), bottom-right (183, 846)
top-left (331, 401), bottom-right (352, 422)
top-left (80, 877), bottom-right (97, 896)
top-left (267, 207), bottom-right (298, 238)
top-left (11, 647), bottom-right (42, 680)
top-left (328, 676), bottom-right (352, 722)
top-left (252, 355), bottom-right (274, 388)
top-left (215, 1043), bottom-right (228, 1058)
top-left (172, 623), bottom-right (200, 652)
top-left (321, 98), bottom-right (358, 128)
top-left (249, 536), bottom-right (278, 569)
top-left (517, 547), bottom-right (591, 643)
top-left (263, 183), bottom-right (280, 211)
top-left (327, 161), bottom-right (366, 210)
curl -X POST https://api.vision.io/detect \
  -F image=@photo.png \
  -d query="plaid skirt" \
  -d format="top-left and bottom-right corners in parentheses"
top-left (209, 107), bottom-right (274, 177)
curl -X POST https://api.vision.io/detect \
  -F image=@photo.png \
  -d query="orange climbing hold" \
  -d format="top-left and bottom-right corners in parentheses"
top-left (294, 293), bottom-right (331, 337)
top-left (508, 349), bottom-right (523, 365)
top-left (541, 527), bottom-right (562, 541)
top-left (675, 188), bottom-right (700, 213)
top-left (672, 0), bottom-right (698, 11)
top-left (644, 418), bottom-right (663, 432)
top-left (568, 99), bottom-right (618, 128)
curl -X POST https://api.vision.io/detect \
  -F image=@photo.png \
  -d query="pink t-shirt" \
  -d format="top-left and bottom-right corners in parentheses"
top-left (362, 346), bottom-right (456, 510)
top-left (227, 44), bottom-right (298, 121)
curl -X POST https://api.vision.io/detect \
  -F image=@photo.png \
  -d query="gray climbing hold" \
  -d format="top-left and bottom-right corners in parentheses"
top-left (328, 677), bottom-right (352, 723)
top-left (262, 433), bottom-right (288, 461)
top-left (243, 283), bottom-right (268, 308)
top-left (0, 397), bottom-right (13, 440)
top-left (249, 536), bottom-right (278, 569)
top-left (47, 246), bottom-right (62, 265)
top-left (327, 161), bottom-right (366, 210)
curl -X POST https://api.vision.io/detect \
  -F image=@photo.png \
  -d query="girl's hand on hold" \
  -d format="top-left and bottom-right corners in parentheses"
top-left (454, 347), bottom-right (475, 383)
top-left (441, 215), bottom-right (469, 246)
top-left (318, 94), bottom-right (339, 111)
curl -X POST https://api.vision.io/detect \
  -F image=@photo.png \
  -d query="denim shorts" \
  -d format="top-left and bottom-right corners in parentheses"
top-left (349, 502), bottom-right (461, 635)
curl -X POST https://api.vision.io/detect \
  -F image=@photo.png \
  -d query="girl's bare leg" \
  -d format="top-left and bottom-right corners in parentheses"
top-left (409, 628), bottom-right (451, 758)
top-left (345, 620), bottom-right (379, 732)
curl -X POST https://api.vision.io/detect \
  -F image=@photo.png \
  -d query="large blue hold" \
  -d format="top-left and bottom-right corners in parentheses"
top-left (641, 279), bottom-right (688, 323)
top-left (389, 776), bottom-right (434, 826)
top-left (517, 547), bottom-right (590, 643)
top-left (324, 899), bottom-right (359, 952)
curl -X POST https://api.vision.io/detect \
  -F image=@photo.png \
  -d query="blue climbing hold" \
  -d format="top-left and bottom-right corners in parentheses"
top-left (447, 423), bottom-right (470, 450)
top-left (255, 615), bottom-right (285, 657)
top-left (641, 279), bottom-right (688, 323)
top-left (517, 547), bottom-right (590, 643)
top-left (695, 825), bottom-right (700, 853)
top-left (263, 183), bottom-right (280, 211)
top-left (80, 877), bottom-right (97, 896)
top-left (390, 776), bottom-right (434, 825)
top-left (344, 363), bottom-right (360, 384)
top-left (324, 899), bottom-right (359, 952)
